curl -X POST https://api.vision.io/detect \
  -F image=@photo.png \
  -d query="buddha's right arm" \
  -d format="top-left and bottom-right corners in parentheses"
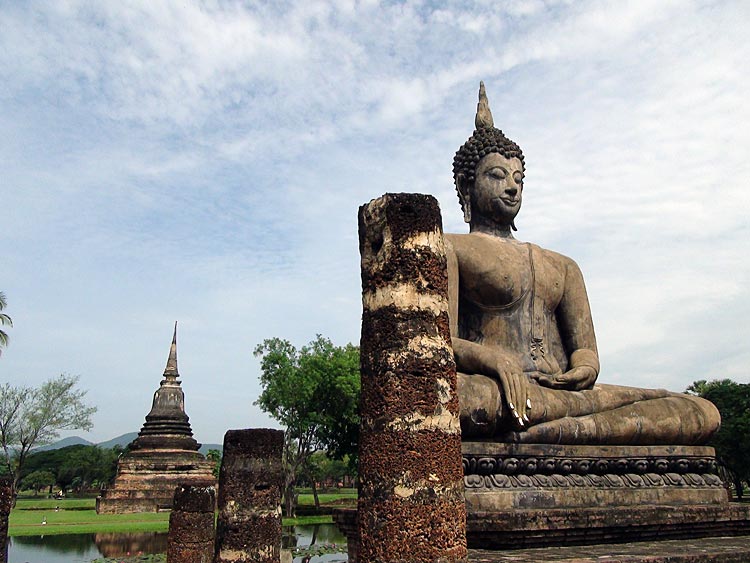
top-left (445, 239), bottom-right (523, 374)
top-left (446, 238), bottom-right (530, 423)
top-left (451, 338), bottom-right (522, 376)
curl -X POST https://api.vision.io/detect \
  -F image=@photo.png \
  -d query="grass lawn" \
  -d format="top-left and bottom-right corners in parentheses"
top-left (284, 515), bottom-right (334, 526)
top-left (297, 488), bottom-right (357, 506)
top-left (8, 489), bottom-right (356, 536)
top-left (9, 498), bottom-right (168, 536)
top-left (13, 497), bottom-right (97, 510)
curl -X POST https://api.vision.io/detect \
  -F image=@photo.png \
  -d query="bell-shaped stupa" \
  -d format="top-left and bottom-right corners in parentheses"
top-left (129, 323), bottom-right (201, 452)
top-left (96, 324), bottom-right (215, 514)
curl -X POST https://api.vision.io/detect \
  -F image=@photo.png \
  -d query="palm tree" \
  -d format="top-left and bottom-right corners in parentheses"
top-left (0, 291), bottom-right (12, 356)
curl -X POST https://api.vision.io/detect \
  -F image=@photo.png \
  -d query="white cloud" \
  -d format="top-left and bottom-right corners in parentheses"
top-left (1, 0), bottom-right (748, 443)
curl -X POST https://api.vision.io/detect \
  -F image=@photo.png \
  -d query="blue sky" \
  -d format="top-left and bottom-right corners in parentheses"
top-left (1, 0), bottom-right (748, 445)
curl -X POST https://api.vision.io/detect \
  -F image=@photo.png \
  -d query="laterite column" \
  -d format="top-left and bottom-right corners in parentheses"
top-left (167, 484), bottom-right (215, 563)
top-left (214, 429), bottom-right (284, 563)
top-left (357, 193), bottom-right (467, 563)
top-left (0, 477), bottom-right (11, 563)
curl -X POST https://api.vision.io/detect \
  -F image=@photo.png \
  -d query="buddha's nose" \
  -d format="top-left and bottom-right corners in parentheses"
top-left (505, 185), bottom-right (518, 197)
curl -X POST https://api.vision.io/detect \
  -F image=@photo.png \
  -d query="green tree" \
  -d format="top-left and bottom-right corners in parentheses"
top-left (18, 443), bottom-right (120, 493)
top-left (687, 379), bottom-right (750, 499)
top-left (0, 375), bottom-right (97, 494)
top-left (206, 449), bottom-right (222, 479)
top-left (21, 444), bottom-right (78, 480)
top-left (20, 469), bottom-right (56, 495)
top-left (686, 380), bottom-right (712, 397)
top-left (254, 335), bottom-right (359, 517)
top-left (307, 450), bottom-right (353, 489)
top-left (0, 292), bottom-right (12, 356)
top-left (57, 446), bottom-right (119, 491)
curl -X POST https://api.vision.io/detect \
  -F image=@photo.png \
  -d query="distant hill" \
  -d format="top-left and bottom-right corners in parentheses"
top-left (198, 443), bottom-right (223, 455)
top-left (33, 436), bottom-right (94, 452)
top-left (36, 433), bottom-right (222, 455)
top-left (97, 432), bottom-right (138, 449)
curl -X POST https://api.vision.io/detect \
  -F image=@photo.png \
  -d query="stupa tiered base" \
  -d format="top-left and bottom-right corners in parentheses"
top-left (96, 449), bottom-right (214, 514)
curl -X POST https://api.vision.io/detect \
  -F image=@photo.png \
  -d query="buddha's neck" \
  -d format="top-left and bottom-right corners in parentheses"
top-left (470, 218), bottom-right (515, 239)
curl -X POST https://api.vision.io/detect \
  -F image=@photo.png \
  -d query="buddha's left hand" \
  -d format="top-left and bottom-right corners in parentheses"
top-left (531, 366), bottom-right (596, 391)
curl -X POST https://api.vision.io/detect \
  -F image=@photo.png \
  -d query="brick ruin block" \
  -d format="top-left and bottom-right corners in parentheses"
top-left (357, 193), bottom-right (467, 563)
top-left (167, 484), bottom-right (216, 563)
top-left (0, 477), bottom-right (11, 563)
top-left (214, 429), bottom-right (284, 563)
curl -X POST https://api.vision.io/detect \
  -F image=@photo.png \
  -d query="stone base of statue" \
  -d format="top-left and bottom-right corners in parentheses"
top-left (335, 443), bottom-right (750, 556)
top-left (465, 503), bottom-right (750, 551)
top-left (463, 442), bottom-right (727, 511)
top-left (461, 442), bottom-right (750, 549)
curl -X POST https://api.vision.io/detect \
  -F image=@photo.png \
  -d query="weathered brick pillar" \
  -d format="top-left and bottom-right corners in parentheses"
top-left (214, 429), bottom-right (284, 563)
top-left (357, 193), bottom-right (467, 563)
top-left (0, 477), bottom-right (11, 563)
top-left (167, 484), bottom-right (216, 563)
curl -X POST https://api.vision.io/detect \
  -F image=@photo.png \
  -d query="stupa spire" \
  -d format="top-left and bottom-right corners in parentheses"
top-left (128, 323), bottom-right (199, 453)
top-left (164, 321), bottom-right (179, 379)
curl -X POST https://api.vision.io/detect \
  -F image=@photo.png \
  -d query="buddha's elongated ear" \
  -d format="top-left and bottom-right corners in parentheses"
top-left (456, 174), bottom-right (471, 224)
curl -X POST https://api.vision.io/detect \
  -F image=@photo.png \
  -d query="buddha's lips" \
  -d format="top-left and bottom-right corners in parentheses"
top-left (498, 197), bottom-right (520, 206)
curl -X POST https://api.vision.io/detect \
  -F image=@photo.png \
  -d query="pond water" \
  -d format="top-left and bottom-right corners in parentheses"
top-left (8, 524), bottom-right (347, 563)
top-left (10, 534), bottom-right (110, 563)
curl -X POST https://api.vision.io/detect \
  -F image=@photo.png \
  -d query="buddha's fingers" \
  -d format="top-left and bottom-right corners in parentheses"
top-left (512, 372), bottom-right (525, 424)
top-left (521, 375), bottom-right (530, 423)
top-left (497, 370), bottom-right (514, 425)
top-left (516, 372), bottom-right (528, 424)
top-left (498, 368), bottom-right (526, 427)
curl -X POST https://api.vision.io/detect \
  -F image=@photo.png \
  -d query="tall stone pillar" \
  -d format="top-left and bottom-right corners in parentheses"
top-left (214, 429), bottom-right (284, 563)
top-left (167, 484), bottom-right (215, 563)
top-left (0, 477), bottom-right (11, 563)
top-left (357, 193), bottom-right (467, 563)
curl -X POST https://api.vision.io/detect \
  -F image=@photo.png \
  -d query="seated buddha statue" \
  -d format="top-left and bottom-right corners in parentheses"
top-left (448, 83), bottom-right (719, 445)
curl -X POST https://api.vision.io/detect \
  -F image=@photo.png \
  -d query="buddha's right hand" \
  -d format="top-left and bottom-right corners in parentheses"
top-left (494, 354), bottom-right (529, 427)
top-left (452, 338), bottom-right (530, 426)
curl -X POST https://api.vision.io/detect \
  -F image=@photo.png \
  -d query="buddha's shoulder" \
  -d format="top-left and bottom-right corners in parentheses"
top-left (444, 232), bottom-right (511, 258)
top-left (445, 232), bottom-right (519, 248)
top-left (532, 244), bottom-right (579, 267)
top-left (445, 233), bottom-right (581, 270)
top-left (528, 244), bottom-right (584, 277)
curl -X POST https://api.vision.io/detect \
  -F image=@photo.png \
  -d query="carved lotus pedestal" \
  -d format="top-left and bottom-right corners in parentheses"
top-left (464, 443), bottom-right (726, 510)
top-left (463, 442), bottom-right (750, 549)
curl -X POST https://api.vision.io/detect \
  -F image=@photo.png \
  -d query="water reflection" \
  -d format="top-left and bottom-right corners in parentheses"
top-left (283, 523), bottom-right (346, 548)
top-left (10, 532), bottom-right (166, 563)
top-left (13, 533), bottom-right (96, 553)
top-left (284, 524), bottom-right (347, 563)
top-left (10, 534), bottom-right (101, 563)
top-left (95, 532), bottom-right (168, 558)
top-left (9, 524), bottom-right (346, 563)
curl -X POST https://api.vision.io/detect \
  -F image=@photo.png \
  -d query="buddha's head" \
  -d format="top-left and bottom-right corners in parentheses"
top-left (453, 82), bottom-right (525, 229)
